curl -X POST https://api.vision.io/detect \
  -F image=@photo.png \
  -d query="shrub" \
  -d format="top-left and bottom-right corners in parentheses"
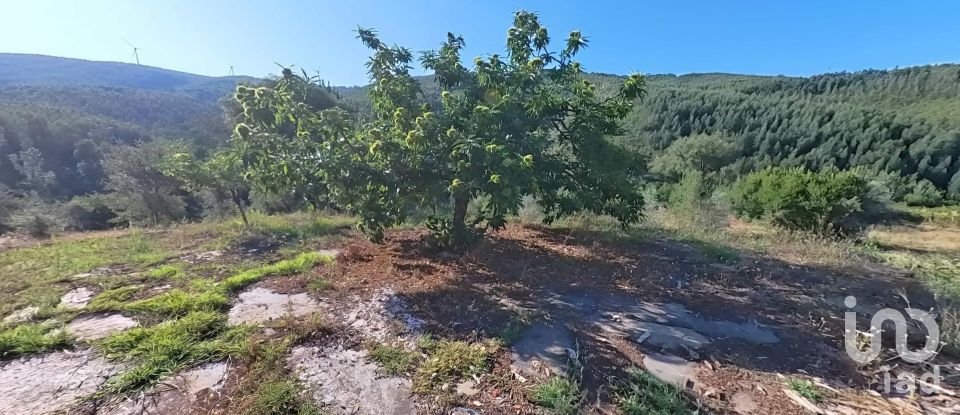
top-left (904, 179), bottom-right (946, 207)
top-left (731, 167), bottom-right (870, 234)
top-left (64, 194), bottom-right (118, 231)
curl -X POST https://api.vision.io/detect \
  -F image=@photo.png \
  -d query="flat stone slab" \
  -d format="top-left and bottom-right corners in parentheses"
top-left (289, 346), bottom-right (415, 415)
top-left (335, 289), bottom-right (425, 342)
top-left (60, 287), bottom-right (96, 309)
top-left (548, 292), bottom-right (778, 352)
top-left (228, 287), bottom-right (322, 325)
top-left (101, 361), bottom-right (230, 414)
top-left (642, 352), bottom-right (696, 387)
top-left (0, 349), bottom-right (121, 415)
top-left (510, 321), bottom-right (576, 378)
top-left (66, 314), bottom-right (139, 341)
top-left (3, 306), bottom-right (39, 325)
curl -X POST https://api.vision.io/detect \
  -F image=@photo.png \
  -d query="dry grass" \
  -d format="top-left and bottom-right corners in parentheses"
top-left (868, 224), bottom-right (960, 254)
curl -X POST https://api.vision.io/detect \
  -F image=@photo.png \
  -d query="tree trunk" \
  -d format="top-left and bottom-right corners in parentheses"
top-left (232, 190), bottom-right (249, 226)
top-left (452, 195), bottom-right (468, 240)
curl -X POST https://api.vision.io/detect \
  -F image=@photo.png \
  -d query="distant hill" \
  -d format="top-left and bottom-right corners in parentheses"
top-left (0, 53), bottom-right (257, 100)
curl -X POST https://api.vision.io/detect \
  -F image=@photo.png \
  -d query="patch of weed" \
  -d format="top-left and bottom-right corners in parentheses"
top-left (497, 317), bottom-right (528, 345)
top-left (87, 286), bottom-right (140, 311)
top-left (307, 278), bottom-right (332, 293)
top-left (146, 264), bottom-right (183, 279)
top-left (614, 368), bottom-right (692, 415)
top-left (222, 251), bottom-right (333, 292)
top-left (124, 289), bottom-right (229, 318)
top-left (533, 376), bottom-right (582, 415)
top-left (246, 379), bottom-right (322, 415)
top-left (413, 340), bottom-right (495, 392)
top-left (0, 321), bottom-right (70, 357)
top-left (416, 333), bottom-right (439, 351)
top-left (97, 311), bottom-right (251, 395)
top-left (369, 344), bottom-right (416, 375)
top-left (787, 378), bottom-right (823, 403)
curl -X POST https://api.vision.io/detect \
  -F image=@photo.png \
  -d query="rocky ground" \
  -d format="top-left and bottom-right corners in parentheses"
top-left (1, 222), bottom-right (958, 414)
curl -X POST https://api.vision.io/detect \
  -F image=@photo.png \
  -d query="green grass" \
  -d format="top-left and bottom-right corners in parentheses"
top-left (787, 378), bottom-right (823, 403)
top-left (97, 311), bottom-right (251, 395)
top-left (496, 317), bottom-right (528, 345)
top-left (146, 264), bottom-right (184, 279)
top-left (369, 344), bottom-right (416, 376)
top-left (533, 376), bottom-right (582, 415)
top-left (222, 251), bottom-right (334, 292)
top-left (213, 211), bottom-right (355, 247)
top-left (245, 379), bottom-right (322, 415)
top-left (0, 230), bottom-right (171, 317)
top-left (614, 369), bottom-right (692, 415)
top-left (413, 340), bottom-right (495, 392)
top-left (307, 278), bottom-right (332, 293)
top-left (124, 289), bottom-right (230, 318)
top-left (87, 286), bottom-right (141, 311)
top-left (0, 321), bottom-right (70, 358)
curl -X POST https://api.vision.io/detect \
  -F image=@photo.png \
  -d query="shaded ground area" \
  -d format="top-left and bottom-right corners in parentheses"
top-left (322, 224), bottom-right (956, 414)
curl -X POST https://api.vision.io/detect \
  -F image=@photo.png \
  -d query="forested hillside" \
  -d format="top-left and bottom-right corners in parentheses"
top-left (342, 65), bottom-right (960, 196)
top-left (0, 54), bottom-right (254, 202)
top-left (1, 52), bottom-right (958, 236)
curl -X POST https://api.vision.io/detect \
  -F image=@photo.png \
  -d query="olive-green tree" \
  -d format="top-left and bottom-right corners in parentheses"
top-left (234, 11), bottom-right (647, 247)
top-left (161, 149), bottom-right (251, 225)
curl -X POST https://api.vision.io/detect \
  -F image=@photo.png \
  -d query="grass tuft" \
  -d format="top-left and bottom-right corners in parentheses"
top-left (787, 378), bottom-right (823, 403)
top-left (246, 379), bottom-right (322, 415)
top-left (222, 251), bottom-right (333, 292)
top-left (533, 376), bottom-right (582, 415)
top-left (614, 369), bottom-right (692, 415)
top-left (87, 286), bottom-right (140, 311)
top-left (97, 311), bottom-right (251, 395)
top-left (369, 344), bottom-right (416, 376)
top-left (0, 321), bottom-right (70, 357)
top-left (146, 264), bottom-right (184, 280)
top-left (124, 289), bottom-right (229, 318)
top-left (413, 340), bottom-right (495, 392)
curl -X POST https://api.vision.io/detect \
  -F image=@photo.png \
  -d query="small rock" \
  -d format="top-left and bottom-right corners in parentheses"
top-left (456, 380), bottom-right (481, 397)
top-left (450, 408), bottom-right (480, 415)
top-left (69, 273), bottom-right (94, 280)
top-left (66, 314), bottom-right (139, 341)
top-left (3, 306), bottom-right (39, 324)
top-left (732, 392), bottom-right (758, 414)
top-left (60, 287), bottom-right (96, 309)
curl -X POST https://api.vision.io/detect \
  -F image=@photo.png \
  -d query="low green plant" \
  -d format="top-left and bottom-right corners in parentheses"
top-left (533, 376), bottom-right (582, 415)
top-left (497, 317), bottom-right (528, 345)
top-left (246, 379), bottom-right (322, 415)
top-left (369, 344), bottom-right (416, 375)
top-left (146, 264), bottom-right (183, 279)
top-left (97, 311), bottom-right (251, 394)
top-left (87, 286), bottom-right (141, 311)
top-left (124, 289), bottom-right (229, 318)
top-left (413, 340), bottom-right (495, 392)
top-left (222, 251), bottom-right (333, 292)
top-left (787, 378), bottom-right (823, 403)
top-left (307, 278), bottom-right (332, 293)
top-left (0, 321), bottom-right (70, 357)
top-left (614, 369), bottom-right (692, 415)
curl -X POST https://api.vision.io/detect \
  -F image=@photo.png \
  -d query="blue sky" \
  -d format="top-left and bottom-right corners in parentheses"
top-left (2, 1), bottom-right (958, 85)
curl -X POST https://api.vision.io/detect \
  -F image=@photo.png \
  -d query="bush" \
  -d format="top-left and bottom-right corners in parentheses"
top-left (731, 167), bottom-right (870, 234)
top-left (904, 179), bottom-right (946, 207)
top-left (64, 195), bottom-right (119, 231)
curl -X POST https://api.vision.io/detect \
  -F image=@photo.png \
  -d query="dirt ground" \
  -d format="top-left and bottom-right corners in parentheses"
top-left (2, 221), bottom-right (959, 414)
top-left (314, 224), bottom-right (959, 414)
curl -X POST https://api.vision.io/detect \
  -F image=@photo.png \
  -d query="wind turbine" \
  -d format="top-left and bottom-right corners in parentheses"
top-left (229, 66), bottom-right (235, 76)
top-left (122, 38), bottom-right (141, 65)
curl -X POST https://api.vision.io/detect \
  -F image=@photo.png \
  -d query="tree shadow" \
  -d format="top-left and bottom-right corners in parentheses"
top-left (348, 223), bottom-right (952, 409)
